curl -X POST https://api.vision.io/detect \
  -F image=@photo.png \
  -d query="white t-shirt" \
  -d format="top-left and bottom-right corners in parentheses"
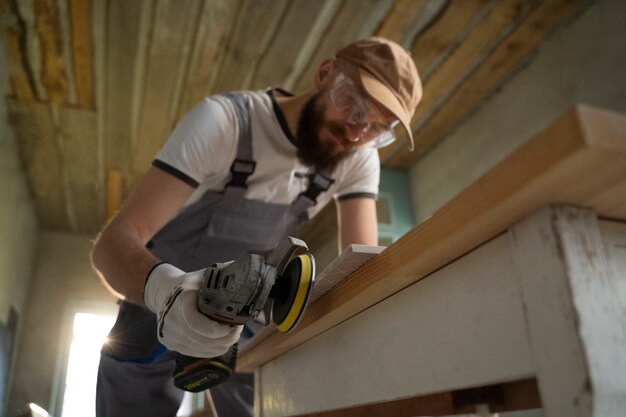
top-left (154, 90), bottom-right (380, 220)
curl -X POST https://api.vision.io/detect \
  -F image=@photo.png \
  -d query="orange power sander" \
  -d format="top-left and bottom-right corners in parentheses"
top-left (174, 236), bottom-right (316, 392)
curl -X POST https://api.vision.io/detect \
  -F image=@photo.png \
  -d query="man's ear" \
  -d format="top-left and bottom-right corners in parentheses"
top-left (314, 59), bottom-right (337, 89)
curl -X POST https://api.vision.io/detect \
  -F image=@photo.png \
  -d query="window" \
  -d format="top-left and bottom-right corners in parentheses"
top-left (58, 312), bottom-right (115, 417)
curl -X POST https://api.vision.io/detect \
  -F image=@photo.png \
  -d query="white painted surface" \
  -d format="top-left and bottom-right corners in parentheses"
top-left (258, 233), bottom-right (533, 417)
top-left (410, 0), bottom-right (626, 224)
top-left (509, 207), bottom-right (626, 416)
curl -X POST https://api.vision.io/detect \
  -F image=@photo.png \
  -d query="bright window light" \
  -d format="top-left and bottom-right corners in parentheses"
top-left (60, 312), bottom-right (115, 417)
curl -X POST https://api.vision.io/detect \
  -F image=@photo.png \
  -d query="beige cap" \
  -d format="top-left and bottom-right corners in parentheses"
top-left (336, 37), bottom-right (422, 150)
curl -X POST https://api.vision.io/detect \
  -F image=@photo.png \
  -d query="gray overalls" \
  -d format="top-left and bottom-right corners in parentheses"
top-left (96, 93), bottom-right (333, 417)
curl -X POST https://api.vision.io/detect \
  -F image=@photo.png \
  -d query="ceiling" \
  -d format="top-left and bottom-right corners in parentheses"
top-left (1, 0), bottom-right (590, 234)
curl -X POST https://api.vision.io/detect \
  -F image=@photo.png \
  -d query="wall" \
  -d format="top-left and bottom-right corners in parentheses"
top-left (0, 28), bottom-right (39, 417)
top-left (7, 232), bottom-right (118, 417)
top-left (410, 0), bottom-right (626, 223)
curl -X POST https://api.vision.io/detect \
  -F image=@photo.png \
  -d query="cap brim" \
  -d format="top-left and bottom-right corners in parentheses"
top-left (357, 67), bottom-right (414, 151)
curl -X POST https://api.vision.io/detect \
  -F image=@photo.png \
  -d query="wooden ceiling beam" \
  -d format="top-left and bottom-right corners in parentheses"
top-left (8, 100), bottom-right (69, 230)
top-left (381, 0), bottom-right (536, 165)
top-left (68, 0), bottom-right (94, 108)
top-left (34, 0), bottom-right (69, 104)
top-left (293, 0), bottom-right (395, 94)
top-left (207, 0), bottom-right (289, 94)
top-left (175, 0), bottom-right (240, 121)
top-left (1, 0), bottom-right (36, 100)
top-left (132, 0), bottom-right (201, 173)
top-left (374, 0), bottom-right (430, 45)
top-left (385, 0), bottom-right (592, 169)
top-left (249, 0), bottom-right (329, 90)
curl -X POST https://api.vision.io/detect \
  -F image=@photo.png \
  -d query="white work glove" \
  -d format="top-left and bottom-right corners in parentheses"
top-left (144, 263), bottom-right (243, 358)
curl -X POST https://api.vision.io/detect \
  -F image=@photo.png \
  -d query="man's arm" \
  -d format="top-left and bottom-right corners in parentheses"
top-left (91, 166), bottom-right (195, 305)
top-left (337, 197), bottom-right (378, 251)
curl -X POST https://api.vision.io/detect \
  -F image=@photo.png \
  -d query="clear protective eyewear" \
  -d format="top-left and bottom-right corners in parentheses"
top-left (328, 72), bottom-right (399, 149)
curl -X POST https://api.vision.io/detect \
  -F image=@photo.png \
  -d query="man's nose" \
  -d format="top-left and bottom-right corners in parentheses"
top-left (344, 122), bottom-right (366, 142)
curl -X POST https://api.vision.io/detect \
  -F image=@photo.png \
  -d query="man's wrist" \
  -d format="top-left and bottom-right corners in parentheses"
top-left (143, 262), bottom-right (186, 313)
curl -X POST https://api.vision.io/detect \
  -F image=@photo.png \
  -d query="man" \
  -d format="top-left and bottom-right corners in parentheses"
top-left (91, 37), bottom-right (422, 417)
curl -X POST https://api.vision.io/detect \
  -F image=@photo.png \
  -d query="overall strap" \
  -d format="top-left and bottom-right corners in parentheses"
top-left (292, 171), bottom-right (335, 224)
top-left (221, 93), bottom-right (256, 194)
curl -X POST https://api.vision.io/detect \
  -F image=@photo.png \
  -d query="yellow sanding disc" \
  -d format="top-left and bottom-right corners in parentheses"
top-left (276, 254), bottom-right (315, 333)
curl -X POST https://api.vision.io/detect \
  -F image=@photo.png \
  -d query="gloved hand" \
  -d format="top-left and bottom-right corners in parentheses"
top-left (144, 263), bottom-right (243, 358)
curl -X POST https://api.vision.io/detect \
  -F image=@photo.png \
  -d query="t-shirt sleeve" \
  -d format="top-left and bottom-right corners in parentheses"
top-left (334, 147), bottom-right (380, 201)
top-left (153, 98), bottom-right (237, 186)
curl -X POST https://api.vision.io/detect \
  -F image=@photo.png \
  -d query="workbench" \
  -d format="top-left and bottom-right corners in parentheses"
top-left (238, 105), bottom-right (626, 417)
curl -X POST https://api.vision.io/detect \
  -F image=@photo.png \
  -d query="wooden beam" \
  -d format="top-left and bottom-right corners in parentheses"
top-left (68, 0), bottom-right (94, 108)
top-left (380, 0), bottom-right (535, 164)
top-left (8, 100), bottom-right (69, 229)
top-left (106, 168), bottom-right (122, 221)
top-left (238, 105), bottom-right (626, 372)
top-left (59, 106), bottom-right (101, 232)
top-left (292, 379), bottom-right (541, 417)
top-left (248, 0), bottom-right (328, 90)
top-left (34, 0), bottom-right (69, 104)
top-left (104, 0), bottom-right (149, 188)
top-left (385, 0), bottom-right (592, 169)
top-left (132, 0), bottom-right (201, 173)
top-left (374, 0), bottom-right (429, 45)
top-left (293, 0), bottom-right (394, 94)
top-left (174, 0), bottom-right (240, 121)
top-left (207, 0), bottom-right (289, 94)
top-left (1, 0), bottom-right (36, 100)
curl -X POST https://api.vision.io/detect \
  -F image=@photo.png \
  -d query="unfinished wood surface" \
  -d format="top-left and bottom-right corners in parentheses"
top-left (34, 0), bottom-right (68, 104)
top-left (238, 105), bottom-right (626, 372)
top-left (509, 207), bottom-right (626, 416)
top-left (59, 106), bottom-right (101, 233)
top-left (249, 0), bottom-right (327, 90)
top-left (1, 0), bottom-right (36, 100)
top-left (68, 0), bottom-right (94, 108)
top-left (255, 233), bottom-right (533, 416)
top-left (104, 0), bottom-right (147, 187)
top-left (292, 0), bottom-right (394, 94)
top-left (385, 0), bottom-right (591, 168)
top-left (8, 100), bottom-right (69, 229)
top-left (208, 0), bottom-right (289, 94)
top-left (132, 0), bottom-right (200, 173)
top-left (175, 0), bottom-right (240, 121)
top-left (373, 0), bottom-right (429, 45)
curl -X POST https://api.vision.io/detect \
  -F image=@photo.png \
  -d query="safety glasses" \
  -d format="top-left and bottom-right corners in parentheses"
top-left (328, 72), bottom-right (398, 149)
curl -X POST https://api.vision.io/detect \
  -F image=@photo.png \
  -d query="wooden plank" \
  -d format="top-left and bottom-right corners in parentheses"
top-left (34, 0), bottom-right (69, 104)
top-left (59, 106), bottom-right (101, 233)
top-left (374, 0), bottom-right (429, 45)
top-left (106, 168), bottom-right (122, 221)
top-left (68, 0), bottom-right (94, 108)
top-left (509, 207), bottom-right (626, 416)
top-left (248, 0), bottom-right (328, 90)
top-left (1, 0), bottom-right (36, 100)
top-left (410, 0), bottom-right (488, 78)
top-left (104, 0), bottom-right (151, 186)
top-left (132, 0), bottom-right (202, 173)
top-left (238, 105), bottom-right (626, 372)
top-left (8, 100), bottom-right (69, 229)
top-left (207, 0), bottom-right (289, 94)
top-left (289, 379), bottom-right (540, 417)
top-left (257, 233), bottom-right (533, 416)
top-left (385, 0), bottom-right (591, 169)
top-left (292, 0), bottom-right (394, 94)
top-left (379, 0), bottom-right (535, 163)
top-left (174, 0), bottom-right (240, 121)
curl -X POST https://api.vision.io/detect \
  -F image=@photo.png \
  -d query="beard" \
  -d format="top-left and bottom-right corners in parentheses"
top-left (295, 93), bottom-right (354, 172)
